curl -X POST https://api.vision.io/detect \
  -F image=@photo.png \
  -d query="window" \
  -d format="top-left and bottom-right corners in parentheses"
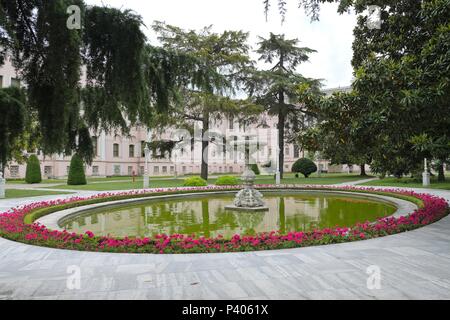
top-left (11, 78), bottom-right (21, 88)
top-left (170, 166), bottom-right (174, 174)
top-left (9, 166), bottom-right (19, 177)
top-left (129, 145), bottom-right (135, 158)
top-left (44, 166), bottom-right (53, 177)
top-left (113, 165), bottom-right (121, 175)
top-left (294, 145), bottom-right (300, 158)
top-left (92, 166), bottom-right (99, 176)
top-left (162, 166), bottom-right (167, 174)
top-left (128, 166), bottom-right (133, 175)
top-left (182, 166), bottom-right (187, 173)
top-left (229, 116), bottom-right (234, 130)
top-left (229, 166), bottom-right (233, 173)
top-left (285, 147), bottom-right (290, 156)
top-left (113, 144), bottom-right (119, 157)
top-left (153, 166), bottom-right (159, 174)
top-left (141, 141), bottom-right (146, 157)
top-left (0, 76), bottom-right (3, 88)
top-left (139, 166), bottom-right (145, 175)
top-left (92, 137), bottom-right (98, 157)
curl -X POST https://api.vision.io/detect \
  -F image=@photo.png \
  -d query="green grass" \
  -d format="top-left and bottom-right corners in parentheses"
top-left (4, 189), bottom-right (72, 199)
top-left (43, 173), bottom-right (369, 191)
top-left (6, 179), bottom-right (63, 184)
top-left (359, 176), bottom-right (450, 190)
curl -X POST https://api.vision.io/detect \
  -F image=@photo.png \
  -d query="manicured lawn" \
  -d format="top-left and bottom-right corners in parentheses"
top-left (4, 189), bottom-right (72, 199)
top-left (6, 179), bottom-right (63, 184)
top-left (43, 173), bottom-right (368, 191)
top-left (359, 176), bottom-right (450, 190)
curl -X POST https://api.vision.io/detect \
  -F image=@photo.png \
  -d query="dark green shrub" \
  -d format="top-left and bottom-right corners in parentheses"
top-left (25, 155), bottom-right (42, 184)
top-left (183, 176), bottom-right (207, 187)
top-left (292, 158), bottom-right (317, 178)
top-left (67, 154), bottom-right (87, 185)
top-left (250, 163), bottom-right (260, 175)
top-left (215, 176), bottom-right (239, 186)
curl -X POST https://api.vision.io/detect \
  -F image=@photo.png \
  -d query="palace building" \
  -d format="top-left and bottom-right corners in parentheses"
top-left (1, 54), bottom-right (355, 179)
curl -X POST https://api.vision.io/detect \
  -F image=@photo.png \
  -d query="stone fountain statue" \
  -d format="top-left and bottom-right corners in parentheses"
top-left (225, 168), bottom-right (269, 211)
top-left (225, 134), bottom-right (269, 212)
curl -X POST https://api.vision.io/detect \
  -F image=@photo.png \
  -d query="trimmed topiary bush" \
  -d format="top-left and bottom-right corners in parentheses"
top-left (292, 158), bottom-right (317, 178)
top-left (183, 176), bottom-right (207, 187)
top-left (25, 155), bottom-right (42, 184)
top-left (250, 163), bottom-right (260, 175)
top-left (215, 175), bottom-right (239, 186)
top-left (67, 154), bottom-right (87, 185)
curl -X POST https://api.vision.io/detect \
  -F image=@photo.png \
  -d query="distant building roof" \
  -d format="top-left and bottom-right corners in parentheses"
top-left (322, 86), bottom-right (352, 96)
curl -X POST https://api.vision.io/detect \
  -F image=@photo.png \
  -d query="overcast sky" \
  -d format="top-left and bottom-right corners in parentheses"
top-left (86, 0), bottom-right (356, 89)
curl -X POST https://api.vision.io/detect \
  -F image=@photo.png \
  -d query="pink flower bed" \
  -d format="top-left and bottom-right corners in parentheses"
top-left (0, 186), bottom-right (448, 254)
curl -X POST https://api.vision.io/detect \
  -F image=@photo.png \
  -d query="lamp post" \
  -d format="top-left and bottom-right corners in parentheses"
top-left (423, 158), bottom-right (430, 187)
top-left (316, 151), bottom-right (322, 178)
top-left (143, 145), bottom-right (150, 189)
top-left (275, 133), bottom-right (281, 185)
top-left (0, 171), bottom-right (5, 199)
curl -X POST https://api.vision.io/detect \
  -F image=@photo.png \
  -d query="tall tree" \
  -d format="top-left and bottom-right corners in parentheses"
top-left (152, 22), bottom-right (259, 180)
top-left (265, 0), bottom-right (450, 180)
top-left (249, 33), bottom-right (321, 179)
top-left (0, 86), bottom-right (26, 172)
top-left (0, 1), bottom-right (218, 167)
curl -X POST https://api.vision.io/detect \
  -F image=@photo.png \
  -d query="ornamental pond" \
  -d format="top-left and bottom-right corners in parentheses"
top-left (60, 192), bottom-right (396, 239)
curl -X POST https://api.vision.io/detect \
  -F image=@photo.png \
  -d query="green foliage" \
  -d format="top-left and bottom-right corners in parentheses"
top-left (183, 176), bottom-right (208, 187)
top-left (292, 158), bottom-right (317, 178)
top-left (67, 154), bottom-right (87, 185)
top-left (0, 87), bottom-right (27, 167)
top-left (248, 33), bottom-right (322, 179)
top-left (25, 155), bottom-right (42, 184)
top-left (215, 176), bottom-right (239, 186)
top-left (152, 22), bottom-right (260, 180)
top-left (1, 2), bottom-right (215, 166)
top-left (250, 164), bottom-right (261, 175)
top-left (82, 6), bottom-right (148, 133)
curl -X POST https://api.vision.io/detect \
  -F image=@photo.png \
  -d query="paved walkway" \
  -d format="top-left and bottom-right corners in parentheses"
top-left (0, 183), bottom-right (449, 300)
top-left (333, 177), bottom-right (379, 186)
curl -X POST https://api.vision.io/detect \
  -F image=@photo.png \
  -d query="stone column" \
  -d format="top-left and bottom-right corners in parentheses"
top-left (0, 172), bottom-right (5, 199)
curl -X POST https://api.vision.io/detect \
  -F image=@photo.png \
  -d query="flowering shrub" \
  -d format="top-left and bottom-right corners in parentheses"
top-left (0, 186), bottom-right (448, 254)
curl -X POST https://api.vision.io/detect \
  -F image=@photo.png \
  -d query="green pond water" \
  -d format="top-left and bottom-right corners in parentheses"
top-left (61, 192), bottom-right (396, 239)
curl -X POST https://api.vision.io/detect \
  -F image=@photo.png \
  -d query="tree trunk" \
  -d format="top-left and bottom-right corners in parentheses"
top-left (201, 200), bottom-right (210, 238)
top-left (222, 136), bottom-right (227, 165)
top-left (278, 90), bottom-right (286, 180)
top-left (437, 161), bottom-right (446, 182)
top-left (360, 164), bottom-right (367, 177)
top-left (201, 113), bottom-right (209, 181)
top-left (190, 137), bottom-right (195, 164)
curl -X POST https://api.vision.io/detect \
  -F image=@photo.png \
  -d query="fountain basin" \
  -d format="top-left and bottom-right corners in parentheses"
top-left (35, 190), bottom-right (417, 240)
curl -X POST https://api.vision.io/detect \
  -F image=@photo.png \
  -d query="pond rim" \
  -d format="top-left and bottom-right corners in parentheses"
top-left (36, 189), bottom-right (418, 233)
